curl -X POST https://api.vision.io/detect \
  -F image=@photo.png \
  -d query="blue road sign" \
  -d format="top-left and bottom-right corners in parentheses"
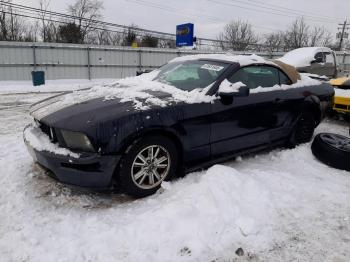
top-left (176, 23), bottom-right (194, 47)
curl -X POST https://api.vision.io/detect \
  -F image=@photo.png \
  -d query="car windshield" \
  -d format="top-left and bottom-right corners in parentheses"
top-left (153, 60), bottom-right (229, 91)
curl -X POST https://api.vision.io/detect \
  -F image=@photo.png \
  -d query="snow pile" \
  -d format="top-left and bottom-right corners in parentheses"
top-left (250, 74), bottom-right (321, 94)
top-left (277, 47), bottom-right (331, 67)
top-left (170, 53), bottom-right (277, 67)
top-left (218, 79), bottom-right (246, 93)
top-left (334, 88), bottom-right (350, 98)
top-left (2, 92), bottom-right (350, 261)
top-left (23, 124), bottom-right (80, 158)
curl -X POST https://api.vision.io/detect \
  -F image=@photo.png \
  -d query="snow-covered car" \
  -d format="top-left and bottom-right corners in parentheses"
top-left (278, 47), bottom-right (338, 79)
top-left (23, 54), bottom-right (334, 197)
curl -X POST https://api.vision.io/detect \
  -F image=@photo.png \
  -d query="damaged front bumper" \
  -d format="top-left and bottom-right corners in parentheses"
top-left (23, 124), bottom-right (120, 189)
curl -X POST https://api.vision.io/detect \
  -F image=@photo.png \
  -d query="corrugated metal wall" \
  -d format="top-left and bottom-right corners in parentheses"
top-left (0, 41), bottom-right (348, 81)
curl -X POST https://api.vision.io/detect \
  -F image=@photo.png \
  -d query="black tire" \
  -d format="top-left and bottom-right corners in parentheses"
top-left (118, 135), bottom-right (178, 198)
top-left (311, 133), bottom-right (350, 171)
top-left (287, 112), bottom-right (316, 148)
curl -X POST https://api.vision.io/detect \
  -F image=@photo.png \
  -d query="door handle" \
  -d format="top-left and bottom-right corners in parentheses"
top-left (274, 98), bottom-right (285, 105)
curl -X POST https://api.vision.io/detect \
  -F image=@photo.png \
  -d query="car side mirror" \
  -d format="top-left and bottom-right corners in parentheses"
top-left (218, 86), bottom-right (250, 98)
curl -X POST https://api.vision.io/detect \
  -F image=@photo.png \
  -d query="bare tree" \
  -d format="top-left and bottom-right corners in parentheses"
top-left (122, 26), bottom-right (138, 46)
top-left (108, 31), bottom-right (122, 46)
top-left (322, 31), bottom-right (334, 47)
top-left (0, 1), bottom-right (30, 41)
top-left (141, 34), bottom-right (158, 47)
top-left (87, 29), bottom-right (123, 45)
top-left (158, 38), bottom-right (175, 48)
top-left (58, 22), bottom-right (82, 43)
top-left (67, 0), bottom-right (103, 43)
top-left (263, 32), bottom-right (284, 53)
top-left (309, 26), bottom-right (327, 47)
top-left (284, 17), bottom-right (310, 49)
top-left (217, 20), bottom-right (258, 51)
top-left (38, 0), bottom-right (59, 42)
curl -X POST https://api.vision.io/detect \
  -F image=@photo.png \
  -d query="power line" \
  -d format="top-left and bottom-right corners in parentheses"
top-left (126, 0), bottom-right (278, 32)
top-left (229, 0), bottom-right (342, 21)
top-left (0, 1), bottom-right (274, 47)
top-left (208, 0), bottom-right (338, 24)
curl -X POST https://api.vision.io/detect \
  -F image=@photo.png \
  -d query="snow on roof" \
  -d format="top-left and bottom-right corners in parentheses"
top-left (170, 53), bottom-right (277, 67)
top-left (277, 47), bottom-right (332, 68)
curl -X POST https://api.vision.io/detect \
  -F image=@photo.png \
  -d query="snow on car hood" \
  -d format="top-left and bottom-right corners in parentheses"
top-left (30, 70), bottom-right (215, 121)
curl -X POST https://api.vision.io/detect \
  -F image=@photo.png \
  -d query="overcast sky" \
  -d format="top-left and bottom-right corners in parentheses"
top-left (14, 0), bottom-right (350, 40)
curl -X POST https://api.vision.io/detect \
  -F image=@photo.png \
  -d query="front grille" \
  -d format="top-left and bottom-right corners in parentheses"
top-left (38, 121), bottom-right (58, 143)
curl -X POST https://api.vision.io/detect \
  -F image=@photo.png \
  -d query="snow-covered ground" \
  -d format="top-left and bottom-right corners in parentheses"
top-left (0, 83), bottom-right (350, 262)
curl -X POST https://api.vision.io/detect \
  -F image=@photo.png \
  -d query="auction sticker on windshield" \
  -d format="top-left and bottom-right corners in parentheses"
top-left (201, 64), bottom-right (225, 71)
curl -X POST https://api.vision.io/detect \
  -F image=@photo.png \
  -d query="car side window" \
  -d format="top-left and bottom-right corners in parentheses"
top-left (279, 70), bottom-right (292, 85)
top-left (227, 66), bottom-right (280, 89)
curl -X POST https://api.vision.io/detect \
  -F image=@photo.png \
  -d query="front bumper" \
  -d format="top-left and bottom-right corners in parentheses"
top-left (23, 124), bottom-right (121, 189)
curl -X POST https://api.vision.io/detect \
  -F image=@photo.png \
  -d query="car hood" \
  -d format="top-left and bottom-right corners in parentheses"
top-left (30, 87), bottom-right (173, 130)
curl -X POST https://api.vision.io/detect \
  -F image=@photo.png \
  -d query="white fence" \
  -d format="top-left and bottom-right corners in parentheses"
top-left (0, 41), bottom-right (349, 81)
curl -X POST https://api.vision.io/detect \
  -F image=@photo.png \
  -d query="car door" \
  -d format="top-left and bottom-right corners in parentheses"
top-left (210, 65), bottom-right (283, 157)
top-left (323, 52), bottom-right (337, 78)
top-left (307, 52), bottom-right (324, 75)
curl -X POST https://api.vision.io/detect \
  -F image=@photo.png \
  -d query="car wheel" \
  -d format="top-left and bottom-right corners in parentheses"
top-left (311, 133), bottom-right (350, 171)
top-left (287, 112), bottom-right (315, 148)
top-left (118, 135), bottom-right (178, 198)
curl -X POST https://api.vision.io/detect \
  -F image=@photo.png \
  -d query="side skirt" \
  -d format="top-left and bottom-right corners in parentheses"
top-left (184, 139), bottom-right (286, 174)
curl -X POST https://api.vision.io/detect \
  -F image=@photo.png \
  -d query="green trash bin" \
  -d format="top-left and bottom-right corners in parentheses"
top-left (31, 71), bottom-right (45, 86)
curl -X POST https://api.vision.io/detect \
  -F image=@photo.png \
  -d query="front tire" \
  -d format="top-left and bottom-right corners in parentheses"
top-left (118, 135), bottom-right (178, 198)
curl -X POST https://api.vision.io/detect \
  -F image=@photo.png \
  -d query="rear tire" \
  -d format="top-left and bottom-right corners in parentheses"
top-left (287, 112), bottom-right (315, 148)
top-left (118, 135), bottom-right (178, 198)
top-left (311, 133), bottom-right (350, 171)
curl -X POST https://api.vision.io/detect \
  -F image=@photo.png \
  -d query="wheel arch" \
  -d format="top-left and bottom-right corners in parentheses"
top-left (112, 127), bottom-right (184, 184)
top-left (302, 95), bottom-right (322, 126)
top-left (118, 127), bottom-right (184, 166)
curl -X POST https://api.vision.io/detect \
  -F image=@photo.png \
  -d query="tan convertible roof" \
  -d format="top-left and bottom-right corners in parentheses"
top-left (271, 59), bottom-right (301, 84)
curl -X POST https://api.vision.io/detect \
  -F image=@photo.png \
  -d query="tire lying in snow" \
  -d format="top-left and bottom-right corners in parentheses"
top-left (311, 133), bottom-right (350, 171)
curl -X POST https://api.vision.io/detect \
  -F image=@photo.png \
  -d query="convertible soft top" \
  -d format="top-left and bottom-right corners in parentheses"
top-left (271, 59), bottom-right (301, 84)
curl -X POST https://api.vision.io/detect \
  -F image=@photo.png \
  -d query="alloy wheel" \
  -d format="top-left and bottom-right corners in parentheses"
top-left (131, 145), bottom-right (171, 189)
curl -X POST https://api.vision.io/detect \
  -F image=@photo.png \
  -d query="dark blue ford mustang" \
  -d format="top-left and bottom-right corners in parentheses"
top-left (24, 54), bottom-right (334, 197)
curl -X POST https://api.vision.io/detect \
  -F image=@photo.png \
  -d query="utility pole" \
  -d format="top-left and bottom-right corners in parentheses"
top-left (337, 20), bottom-right (350, 51)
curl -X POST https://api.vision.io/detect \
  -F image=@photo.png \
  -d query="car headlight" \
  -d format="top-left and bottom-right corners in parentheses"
top-left (60, 130), bottom-right (95, 152)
